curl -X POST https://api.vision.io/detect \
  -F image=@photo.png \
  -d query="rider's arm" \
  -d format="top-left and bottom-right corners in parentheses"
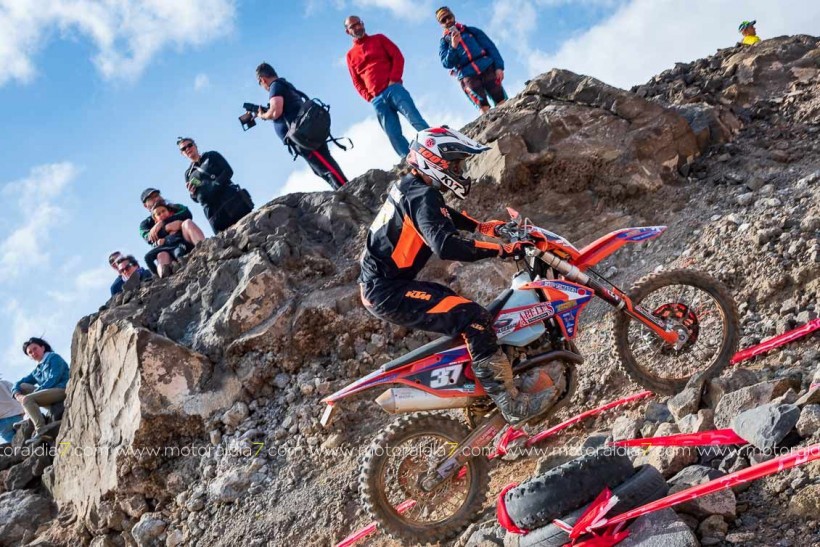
top-left (413, 192), bottom-right (500, 262)
top-left (447, 207), bottom-right (479, 232)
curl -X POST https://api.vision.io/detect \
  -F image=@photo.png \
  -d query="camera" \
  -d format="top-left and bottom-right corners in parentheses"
top-left (239, 103), bottom-right (269, 131)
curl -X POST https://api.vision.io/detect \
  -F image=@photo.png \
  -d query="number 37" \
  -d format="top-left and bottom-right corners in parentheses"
top-left (429, 365), bottom-right (462, 388)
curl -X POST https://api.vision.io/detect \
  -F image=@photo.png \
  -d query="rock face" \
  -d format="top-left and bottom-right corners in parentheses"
top-left (22, 35), bottom-right (820, 546)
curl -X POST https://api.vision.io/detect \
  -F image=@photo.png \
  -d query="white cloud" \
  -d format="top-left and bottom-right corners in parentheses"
top-left (351, 0), bottom-right (434, 21)
top-left (496, 0), bottom-right (820, 90)
top-left (0, 162), bottom-right (78, 278)
top-left (0, 0), bottom-right (237, 86)
top-left (193, 73), bottom-right (210, 91)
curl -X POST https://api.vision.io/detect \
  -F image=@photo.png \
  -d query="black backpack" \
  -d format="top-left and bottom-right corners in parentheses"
top-left (282, 81), bottom-right (352, 158)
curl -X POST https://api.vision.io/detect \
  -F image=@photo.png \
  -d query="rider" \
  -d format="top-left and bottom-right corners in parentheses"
top-left (359, 126), bottom-right (558, 425)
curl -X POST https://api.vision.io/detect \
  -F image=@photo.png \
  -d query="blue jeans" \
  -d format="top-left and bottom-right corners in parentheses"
top-left (0, 414), bottom-right (22, 444)
top-left (372, 84), bottom-right (429, 157)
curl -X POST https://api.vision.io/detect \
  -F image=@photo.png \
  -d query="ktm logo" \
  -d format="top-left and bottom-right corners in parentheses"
top-left (418, 146), bottom-right (450, 169)
top-left (406, 290), bottom-right (432, 300)
top-left (469, 323), bottom-right (485, 331)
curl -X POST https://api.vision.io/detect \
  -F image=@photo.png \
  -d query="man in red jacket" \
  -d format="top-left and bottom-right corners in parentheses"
top-left (345, 15), bottom-right (429, 158)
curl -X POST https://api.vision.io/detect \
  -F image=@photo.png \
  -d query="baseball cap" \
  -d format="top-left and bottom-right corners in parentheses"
top-left (140, 188), bottom-right (160, 203)
top-left (738, 20), bottom-right (756, 32)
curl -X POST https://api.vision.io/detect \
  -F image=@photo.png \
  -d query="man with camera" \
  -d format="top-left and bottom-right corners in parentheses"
top-left (177, 138), bottom-right (254, 233)
top-left (255, 63), bottom-right (348, 190)
top-left (345, 15), bottom-right (429, 158)
top-left (436, 6), bottom-right (506, 113)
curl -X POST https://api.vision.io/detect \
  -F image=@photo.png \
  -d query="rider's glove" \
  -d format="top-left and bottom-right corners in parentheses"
top-left (477, 220), bottom-right (506, 238)
top-left (499, 241), bottom-right (534, 260)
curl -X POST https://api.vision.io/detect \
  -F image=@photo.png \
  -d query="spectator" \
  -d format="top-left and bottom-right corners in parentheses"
top-left (345, 15), bottom-right (429, 157)
top-left (177, 137), bottom-right (255, 234)
top-left (738, 20), bottom-right (760, 46)
top-left (114, 254), bottom-right (152, 292)
top-left (108, 251), bottom-right (125, 296)
top-left (255, 63), bottom-right (348, 190)
top-left (0, 380), bottom-right (24, 444)
top-left (436, 6), bottom-right (506, 113)
top-left (139, 188), bottom-right (205, 277)
top-left (12, 337), bottom-right (70, 445)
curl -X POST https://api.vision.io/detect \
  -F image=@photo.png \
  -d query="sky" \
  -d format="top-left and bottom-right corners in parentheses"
top-left (0, 0), bottom-right (818, 381)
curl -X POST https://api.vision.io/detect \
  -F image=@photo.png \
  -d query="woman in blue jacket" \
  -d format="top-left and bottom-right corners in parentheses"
top-left (437, 6), bottom-right (507, 113)
top-left (12, 337), bottom-right (70, 443)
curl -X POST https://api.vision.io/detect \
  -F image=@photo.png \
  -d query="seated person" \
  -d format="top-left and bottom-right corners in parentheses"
top-left (108, 251), bottom-right (125, 296)
top-left (139, 188), bottom-right (205, 278)
top-left (143, 201), bottom-right (203, 278)
top-left (114, 254), bottom-right (152, 292)
top-left (12, 337), bottom-right (70, 445)
top-left (0, 380), bottom-right (24, 444)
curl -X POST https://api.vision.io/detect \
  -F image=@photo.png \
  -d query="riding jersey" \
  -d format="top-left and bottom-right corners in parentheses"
top-left (359, 174), bottom-right (501, 283)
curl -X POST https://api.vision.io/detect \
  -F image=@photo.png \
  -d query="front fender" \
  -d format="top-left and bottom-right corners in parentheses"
top-left (573, 227), bottom-right (666, 271)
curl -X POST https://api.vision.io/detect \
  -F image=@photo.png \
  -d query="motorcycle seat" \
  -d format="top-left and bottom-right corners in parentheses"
top-left (381, 289), bottom-right (513, 372)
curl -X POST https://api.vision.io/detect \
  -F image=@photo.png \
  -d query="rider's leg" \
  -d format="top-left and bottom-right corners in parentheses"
top-left (360, 279), bottom-right (557, 425)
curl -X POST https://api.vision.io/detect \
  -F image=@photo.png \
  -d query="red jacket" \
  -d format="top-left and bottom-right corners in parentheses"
top-left (346, 33), bottom-right (405, 102)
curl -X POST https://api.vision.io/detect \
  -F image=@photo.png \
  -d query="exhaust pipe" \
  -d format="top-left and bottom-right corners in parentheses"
top-left (376, 387), bottom-right (474, 414)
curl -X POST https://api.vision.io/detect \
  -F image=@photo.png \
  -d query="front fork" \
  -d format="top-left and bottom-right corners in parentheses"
top-left (422, 412), bottom-right (508, 491)
top-left (533, 249), bottom-right (682, 347)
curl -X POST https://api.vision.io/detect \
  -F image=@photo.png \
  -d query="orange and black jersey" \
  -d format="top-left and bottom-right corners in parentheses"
top-left (359, 174), bottom-right (501, 283)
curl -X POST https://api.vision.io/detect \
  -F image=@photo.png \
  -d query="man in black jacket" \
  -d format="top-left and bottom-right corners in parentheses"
top-left (177, 138), bottom-right (254, 233)
top-left (359, 126), bottom-right (558, 425)
top-left (139, 188), bottom-right (205, 276)
top-left (255, 62), bottom-right (348, 190)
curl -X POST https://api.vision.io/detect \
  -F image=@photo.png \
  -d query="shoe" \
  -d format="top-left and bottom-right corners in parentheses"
top-left (472, 349), bottom-right (558, 425)
top-left (24, 431), bottom-right (54, 447)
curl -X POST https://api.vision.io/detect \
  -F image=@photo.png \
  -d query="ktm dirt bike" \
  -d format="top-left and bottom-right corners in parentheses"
top-left (321, 210), bottom-right (739, 545)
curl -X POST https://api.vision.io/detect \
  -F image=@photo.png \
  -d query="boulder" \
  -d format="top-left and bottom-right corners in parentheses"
top-left (668, 465), bottom-right (736, 518)
top-left (4, 450), bottom-right (51, 491)
top-left (130, 512), bottom-right (167, 547)
top-left (668, 387), bottom-right (702, 422)
top-left (704, 368), bottom-right (759, 409)
top-left (713, 379), bottom-right (795, 429)
top-left (612, 415), bottom-right (643, 441)
top-left (678, 409), bottom-right (715, 434)
top-left (796, 404), bottom-right (820, 437)
top-left (221, 401), bottom-right (249, 428)
top-left (208, 467), bottom-right (251, 504)
top-left (633, 423), bottom-right (698, 478)
top-left (0, 490), bottom-right (56, 546)
top-left (617, 508), bottom-right (699, 546)
top-left (731, 403), bottom-right (801, 450)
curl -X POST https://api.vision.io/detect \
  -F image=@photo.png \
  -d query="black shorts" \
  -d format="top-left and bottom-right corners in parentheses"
top-left (460, 65), bottom-right (506, 108)
top-left (361, 279), bottom-right (498, 362)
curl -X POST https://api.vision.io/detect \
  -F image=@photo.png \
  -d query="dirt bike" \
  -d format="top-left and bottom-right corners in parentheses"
top-left (320, 210), bottom-right (739, 544)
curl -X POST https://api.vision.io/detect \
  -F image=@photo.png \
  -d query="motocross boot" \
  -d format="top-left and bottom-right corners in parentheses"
top-left (472, 348), bottom-right (558, 426)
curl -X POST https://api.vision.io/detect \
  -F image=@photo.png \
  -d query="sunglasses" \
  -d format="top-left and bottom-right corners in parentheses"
top-left (438, 13), bottom-right (454, 23)
top-left (179, 142), bottom-right (195, 152)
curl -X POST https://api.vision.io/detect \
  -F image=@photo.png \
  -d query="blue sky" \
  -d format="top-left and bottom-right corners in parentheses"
top-left (0, 0), bottom-right (818, 381)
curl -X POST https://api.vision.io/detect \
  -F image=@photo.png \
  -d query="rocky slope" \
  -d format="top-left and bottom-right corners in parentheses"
top-left (0, 35), bottom-right (817, 547)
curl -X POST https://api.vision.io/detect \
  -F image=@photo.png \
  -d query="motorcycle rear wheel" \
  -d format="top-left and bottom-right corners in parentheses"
top-left (359, 412), bottom-right (489, 545)
top-left (613, 269), bottom-right (739, 395)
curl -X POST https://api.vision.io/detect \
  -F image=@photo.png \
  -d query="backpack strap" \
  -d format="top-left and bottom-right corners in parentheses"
top-left (280, 78), bottom-right (311, 103)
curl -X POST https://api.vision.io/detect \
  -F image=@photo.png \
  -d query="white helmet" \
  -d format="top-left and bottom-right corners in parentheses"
top-left (407, 126), bottom-right (490, 199)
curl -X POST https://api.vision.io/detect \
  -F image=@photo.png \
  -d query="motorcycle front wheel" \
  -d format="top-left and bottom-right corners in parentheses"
top-left (358, 412), bottom-right (489, 545)
top-left (613, 269), bottom-right (739, 395)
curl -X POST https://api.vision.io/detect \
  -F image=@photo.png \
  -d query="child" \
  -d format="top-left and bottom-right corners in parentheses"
top-left (145, 204), bottom-right (193, 277)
